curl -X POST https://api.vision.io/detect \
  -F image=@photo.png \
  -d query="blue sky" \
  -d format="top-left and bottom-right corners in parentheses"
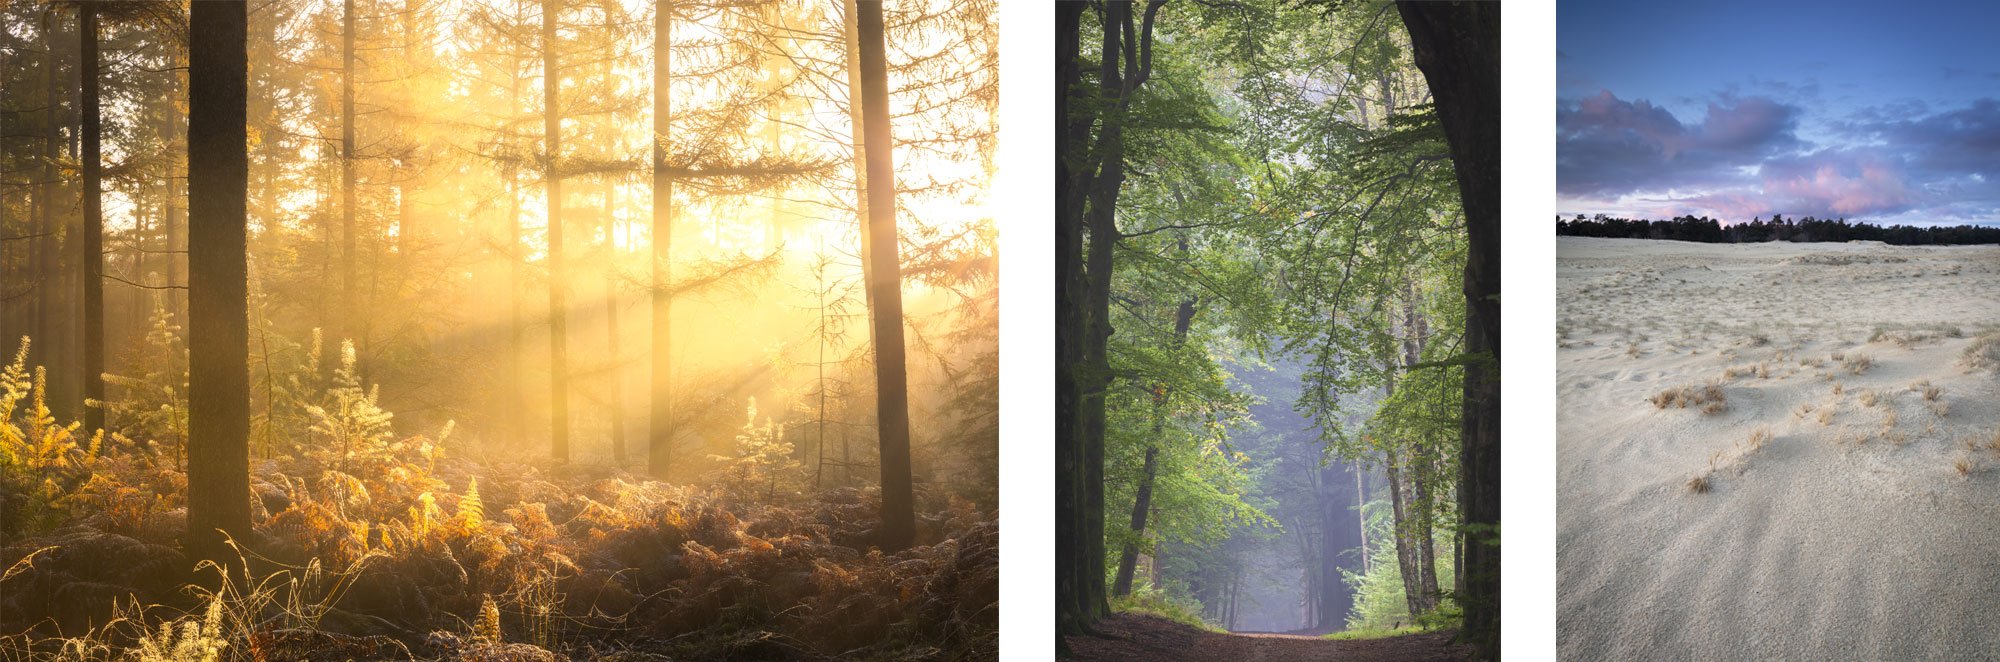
top-left (1557, 0), bottom-right (2000, 225)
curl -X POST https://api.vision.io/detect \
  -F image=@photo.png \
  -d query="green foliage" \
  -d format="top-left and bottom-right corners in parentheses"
top-left (1342, 497), bottom-right (1458, 631)
top-left (1112, 584), bottom-right (1222, 632)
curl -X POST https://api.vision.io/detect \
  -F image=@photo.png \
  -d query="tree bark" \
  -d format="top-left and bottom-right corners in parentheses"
top-left (1113, 295), bottom-right (1196, 597)
top-left (648, 0), bottom-right (674, 479)
top-left (1054, 1), bottom-right (1085, 647)
top-left (1384, 447), bottom-right (1425, 617)
top-left (80, 4), bottom-right (103, 433)
top-left (543, 0), bottom-right (569, 463)
top-left (186, 0), bottom-right (251, 577)
top-left (854, 0), bottom-right (914, 553)
top-left (1397, 3), bottom-right (1500, 657)
top-left (38, 10), bottom-right (62, 377)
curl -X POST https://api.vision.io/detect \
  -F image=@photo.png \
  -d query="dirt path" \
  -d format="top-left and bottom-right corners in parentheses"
top-left (1062, 614), bottom-right (1476, 661)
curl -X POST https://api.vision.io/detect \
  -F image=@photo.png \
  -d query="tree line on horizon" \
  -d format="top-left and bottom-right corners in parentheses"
top-left (1556, 213), bottom-right (2000, 245)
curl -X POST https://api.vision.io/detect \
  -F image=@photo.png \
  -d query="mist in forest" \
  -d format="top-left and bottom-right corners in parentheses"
top-left (1055, 1), bottom-right (1497, 659)
top-left (0, 0), bottom-right (997, 658)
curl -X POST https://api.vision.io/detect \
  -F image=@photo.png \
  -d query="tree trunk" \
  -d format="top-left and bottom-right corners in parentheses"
top-left (842, 0), bottom-right (875, 345)
top-left (186, 0), bottom-right (251, 577)
top-left (1384, 448), bottom-right (1425, 618)
top-left (604, 182), bottom-right (625, 464)
top-left (1397, 3), bottom-right (1500, 657)
top-left (543, 0), bottom-right (569, 464)
top-left (648, 0), bottom-right (674, 479)
top-left (1317, 461), bottom-right (1346, 629)
top-left (854, 0), bottom-right (914, 552)
top-left (504, 7), bottom-right (525, 452)
top-left (38, 10), bottom-right (62, 374)
top-left (1055, 0), bottom-right (1085, 646)
top-left (1357, 462), bottom-right (1370, 576)
top-left (1080, 2), bottom-right (1123, 622)
top-left (1403, 282), bottom-right (1441, 614)
top-left (340, 0), bottom-right (358, 356)
top-left (164, 131), bottom-right (184, 326)
top-left (1113, 295), bottom-right (1197, 597)
top-left (80, 4), bottom-right (103, 433)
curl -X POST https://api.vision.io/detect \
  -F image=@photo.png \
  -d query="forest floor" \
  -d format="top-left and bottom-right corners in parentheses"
top-left (1061, 614), bottom-right (1474, 661)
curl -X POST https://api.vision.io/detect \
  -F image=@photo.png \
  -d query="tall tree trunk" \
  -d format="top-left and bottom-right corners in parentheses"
top-left (1053, 1), bottom-right (1086, 647)
top-left (1080, 1), bottom-right (1164, 621)
top-left (1078, 3), bottom-right (1125, 619)
top-left (543, 0), bottom-right (569, 463)
top-left (79, 4), bottom-right (103, 433)
top-left (1357, 462), bottom-right (1370, 576)
top-left (1397, 4), bottom-right (1500, 657)
top-left (164, 99), bottom-right (184, 327)
top-left (604, 182), bottom-right (624, 464)
top-left (841, 0), bottom-right (875, 344)
top-left (504, 18), bottom-right (525, 452)
top-left (854, 0), bottom-right (914, 553)
top-left (1317, 461), bottom-right (1346, 629)
top-left (37, 9), bottom-right (62, 367)
top-left (186, 0), bottom-right (251, 576)
top-left (648, 0), bottom-right (674, 479)
top-left (340, 0), bottom-right (358, 355)
top-left (1404, 284), bottom-right (1441, 614)
top-left (1384, 448), bottom-right (1425, 618)
top-left (1113, 294), bottom-right (1196, 597)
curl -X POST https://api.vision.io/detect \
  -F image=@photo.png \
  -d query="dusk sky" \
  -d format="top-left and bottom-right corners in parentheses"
top-left (1558, 0), bottom-right (2000, 226)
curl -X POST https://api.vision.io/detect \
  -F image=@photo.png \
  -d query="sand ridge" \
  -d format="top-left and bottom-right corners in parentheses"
top-left (1557, 237), bottom-right (2000, 660)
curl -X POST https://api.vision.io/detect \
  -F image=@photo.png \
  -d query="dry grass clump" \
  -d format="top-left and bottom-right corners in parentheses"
top-left (1962, 332), bottom-right (2000, 372)
top-left (1929, 399), bottom-right (1951, 418)
top-left (1883, 408), bottom-right (1900, 430)
top-left (1955, 454), bottom-right (1979, 478)
top-left (1747, 427), bottom-right (1773, 451)
top-left (1686, 474), bottom-right (1711, 494)
top-left (1650, 383), bottom-right (1728, 414)
top-left (1817, 405), bottom-right (1838, 426)
top-left (1915, 381), bottom-right (1943, 401)
top-left (1858, 390), bottom-right (1879, 407)
top-left (1832, 381), bottom-right (1845, 396)
top-left (1844, 353), bottom-right (1875, 375)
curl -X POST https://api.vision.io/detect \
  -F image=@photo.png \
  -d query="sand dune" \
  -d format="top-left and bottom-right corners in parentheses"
top-left (1557, 237), bottom-right (2000, 660)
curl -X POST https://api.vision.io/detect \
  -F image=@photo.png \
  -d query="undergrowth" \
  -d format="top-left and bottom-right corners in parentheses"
top-left (1110, 585), bottom-right (1218, 633)
top-left (0, 337), bottom-right (998, 661)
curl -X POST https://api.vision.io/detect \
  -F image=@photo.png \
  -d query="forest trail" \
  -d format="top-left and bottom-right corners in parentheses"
top-left (1062, 614), bottom-right (1475, 661)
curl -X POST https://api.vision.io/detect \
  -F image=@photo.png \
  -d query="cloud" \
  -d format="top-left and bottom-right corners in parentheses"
top-left (1560, 90), bottom-right (2000, 223)
top-left (1556, 91), bottom-right (1803, 197)
top-left (1847, 99), bottom-right (2000, 179)
top-left (1757, 149), bottom-right (1914, 217)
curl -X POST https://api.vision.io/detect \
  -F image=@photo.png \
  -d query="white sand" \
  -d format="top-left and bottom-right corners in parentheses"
top-left (1557, 237), bottom-right (2000, 660)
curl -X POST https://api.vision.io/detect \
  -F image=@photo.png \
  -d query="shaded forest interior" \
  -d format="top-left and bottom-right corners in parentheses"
top-left (0, 0), bottom-right (997, 659)
top-left (1055, 0), bottom-right (1497, 658)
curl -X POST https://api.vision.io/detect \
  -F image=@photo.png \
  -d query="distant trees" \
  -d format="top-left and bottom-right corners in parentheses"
top-left (1555, 213), bottom-right (2000, 245)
